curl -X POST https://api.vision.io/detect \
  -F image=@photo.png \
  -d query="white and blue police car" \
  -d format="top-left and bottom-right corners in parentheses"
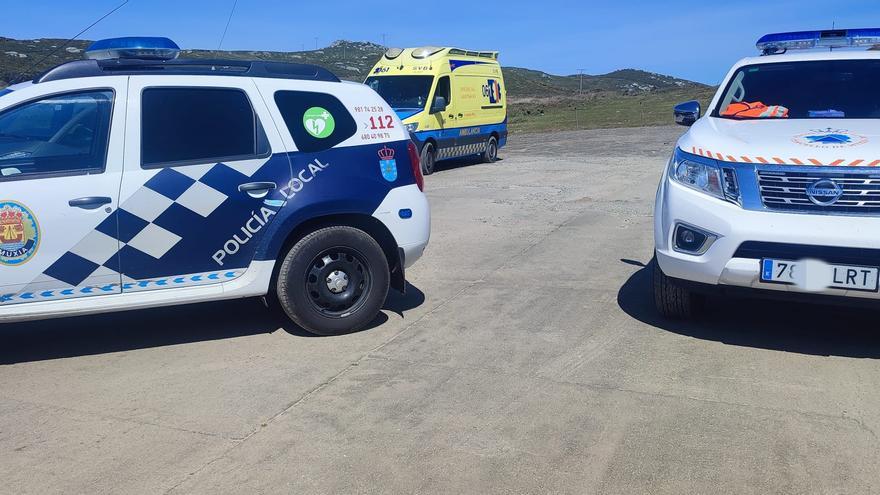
top-left (0, 37), bottom-right (430, 335)
top-left (654, 28), bottom-right (880, 317)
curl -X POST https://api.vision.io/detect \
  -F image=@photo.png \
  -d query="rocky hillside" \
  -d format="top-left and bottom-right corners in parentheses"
top-left (0, 37), bottom-right (707, 97)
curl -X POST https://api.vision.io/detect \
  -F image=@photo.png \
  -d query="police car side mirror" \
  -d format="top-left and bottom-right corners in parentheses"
top-left (430, 96), bottom-right (448, 114)
top-left (674, 100), bottom-right (701, 126)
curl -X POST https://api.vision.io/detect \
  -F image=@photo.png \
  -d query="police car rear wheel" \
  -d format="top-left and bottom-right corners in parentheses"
top-left (482, 136), bottom-right (498, 163)
top-left (421, 142), bottom-right (436, 176)
top-left (277, 226), bottom-right (389, 335)
top-left (652, 257), bottom-right (695, 319)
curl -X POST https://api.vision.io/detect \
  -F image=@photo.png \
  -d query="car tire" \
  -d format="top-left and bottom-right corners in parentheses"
top-left (420, 142), bottom-right (436, 176)
top-left (482, 136), bottom-right (498, 163)
top-left (652, 257), bottom-right (694, 319)
top-left (276, 226), bottom-right (390, 336)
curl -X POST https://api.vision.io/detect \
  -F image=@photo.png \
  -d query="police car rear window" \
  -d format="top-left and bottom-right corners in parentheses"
top-left (141, 87), bottom-right (269, 168)
top-left (274, 91), bottom-right (356, 153)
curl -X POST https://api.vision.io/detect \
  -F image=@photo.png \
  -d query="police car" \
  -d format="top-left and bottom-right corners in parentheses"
top-left (0, 37), bottom-right (430, 335)
top-left (654, 28), bottom-right (880, 317)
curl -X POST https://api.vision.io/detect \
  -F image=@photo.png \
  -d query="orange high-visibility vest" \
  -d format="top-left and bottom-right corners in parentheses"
top-left (721, 101), bottom-right (789, 118)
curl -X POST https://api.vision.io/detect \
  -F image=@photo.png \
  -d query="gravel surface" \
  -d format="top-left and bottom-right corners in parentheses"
top-left (2, 126), bottom-right (879, 494)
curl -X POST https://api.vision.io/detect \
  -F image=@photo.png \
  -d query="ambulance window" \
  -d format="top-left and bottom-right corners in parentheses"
top-left (141, 87), bottom-right (269, 168)
top-left (0, 90), bottom-right (113, 181)
top-left (274, 90), bottom-right (357, 152)
top-left (435, 76), bottom-right (451, 104)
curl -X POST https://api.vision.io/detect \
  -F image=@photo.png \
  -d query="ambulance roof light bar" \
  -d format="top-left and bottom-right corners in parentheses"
top-left (85, 37), bottom-right (181, 61)
top-left (757, 28), bottom-right (880, 55)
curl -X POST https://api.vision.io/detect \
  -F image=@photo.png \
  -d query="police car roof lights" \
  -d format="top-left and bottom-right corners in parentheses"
top-left (85, 36), bottom-right (181, 61)
top-left (757, 28), bottom-right (880, 55)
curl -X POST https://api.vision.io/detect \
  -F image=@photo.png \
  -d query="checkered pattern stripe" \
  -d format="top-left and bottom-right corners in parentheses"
top-left (1, 159), bottom-right (270, 305)
top-left (437, 142), bottom-right (488, 160)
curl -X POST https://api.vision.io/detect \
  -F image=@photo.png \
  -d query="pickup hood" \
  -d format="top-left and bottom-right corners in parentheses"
top-left (679, 117), bottom-right (880, 166)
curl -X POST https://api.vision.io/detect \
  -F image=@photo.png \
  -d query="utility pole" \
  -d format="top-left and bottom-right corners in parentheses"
top-left (314, 37), bottom-right (318, 50)
top-left (382, 33), bottom-right (386, 48)
top-left (577, 68), bottom-right (585, 95)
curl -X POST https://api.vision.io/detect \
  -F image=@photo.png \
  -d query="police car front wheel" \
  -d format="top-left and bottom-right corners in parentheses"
top-left (276, 226), bottom-right (390, 335)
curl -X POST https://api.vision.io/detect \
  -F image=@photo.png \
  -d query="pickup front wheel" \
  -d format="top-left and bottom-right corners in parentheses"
top-left (652, 258), bottom-right (695, 319)
top-left (276, 226), bottom-right (389, 335)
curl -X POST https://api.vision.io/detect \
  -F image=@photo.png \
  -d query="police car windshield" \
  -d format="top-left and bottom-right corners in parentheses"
top-left (365, 76), bottom-right (433, 109)
top-left (714, 59), bottom-right (880, 120)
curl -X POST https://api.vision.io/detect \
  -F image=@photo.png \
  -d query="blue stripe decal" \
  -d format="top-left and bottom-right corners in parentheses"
top-left (393, 108), bottom-right (424, 120)
top-left (449, 60), bottom-right (491, 72)
top-left (412, 122), bottom-right (508, 146)
top-left (1, 270), bottom-right (243, 305)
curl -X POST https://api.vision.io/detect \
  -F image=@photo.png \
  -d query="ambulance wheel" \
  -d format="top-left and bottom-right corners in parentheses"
top-left (276, 226), bottom-right (390, 336)
top-left (420, 142), bottom-right (436, 175)
top-left (652, 257), bottom-right (694, 319)
top-left (482, 136), bottom-right (499, 163)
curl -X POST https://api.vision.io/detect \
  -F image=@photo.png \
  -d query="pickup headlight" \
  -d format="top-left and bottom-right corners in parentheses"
top-left (405, 123), bottom-right (419, 133)
top-left (670, 148), bottom-right (740, 204)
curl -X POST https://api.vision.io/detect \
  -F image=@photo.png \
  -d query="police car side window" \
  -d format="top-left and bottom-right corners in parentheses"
top-left (141, 87), bottom-right (269, 168)
top-left (274, 91), bottom-right (356, 153)
top-left (0, 90), bottom-right (113, 181)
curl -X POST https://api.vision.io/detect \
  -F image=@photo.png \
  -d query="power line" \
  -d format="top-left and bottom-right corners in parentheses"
top-left (218, 0), bottom-right (239, 50)
top-left (20, 0), bottom-right (130, 81)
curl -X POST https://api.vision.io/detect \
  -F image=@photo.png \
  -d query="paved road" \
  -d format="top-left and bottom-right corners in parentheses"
top-left (2, 126), bottom-right (880, 494)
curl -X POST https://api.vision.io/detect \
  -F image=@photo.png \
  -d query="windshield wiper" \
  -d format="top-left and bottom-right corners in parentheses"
top-left (0, 132), bottom-right (34, 140)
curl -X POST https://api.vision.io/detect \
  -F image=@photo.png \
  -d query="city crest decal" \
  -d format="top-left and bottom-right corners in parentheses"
top-left (379, 146), bottom-right (398, 182)
top-left (0, 201), bottom-right (40, 266)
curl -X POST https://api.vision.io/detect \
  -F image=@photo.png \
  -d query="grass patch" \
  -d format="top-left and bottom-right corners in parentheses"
top-left (508, 88), bottom-right (716, 133)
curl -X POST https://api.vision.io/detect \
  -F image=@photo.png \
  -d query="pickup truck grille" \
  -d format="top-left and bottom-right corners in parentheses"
top-left (757, 169), bottom-right (880, 214)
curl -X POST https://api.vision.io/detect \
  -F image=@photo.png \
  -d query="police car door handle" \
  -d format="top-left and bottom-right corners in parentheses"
top-left (68, 196), bottom-right (112, 210)
top-left (238, 182), bottom-right (276, 192)
top-left (238, 182), bottom-right (277, 198)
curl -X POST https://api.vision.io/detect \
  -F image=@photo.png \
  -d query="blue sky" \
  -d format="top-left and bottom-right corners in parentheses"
top-left (1, 0), bottom-right (878, 84)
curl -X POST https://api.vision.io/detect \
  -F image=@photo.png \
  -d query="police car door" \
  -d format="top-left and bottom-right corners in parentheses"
top-left (0, 77), bottom-right (127, 305)
top-left (118, 77), bottom-right (290, 291)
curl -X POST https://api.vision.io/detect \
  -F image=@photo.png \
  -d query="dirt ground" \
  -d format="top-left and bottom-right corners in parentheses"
top-left (2, 126), bottom-right (879, 494)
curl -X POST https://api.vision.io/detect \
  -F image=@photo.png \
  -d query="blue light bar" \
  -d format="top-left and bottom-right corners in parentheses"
top-left (757, 28), bottom-right (880, 54)
top-left (85, 37), bottom-right (180, 61)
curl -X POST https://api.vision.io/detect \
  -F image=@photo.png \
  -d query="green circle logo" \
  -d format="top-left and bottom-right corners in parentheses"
top-left (303, 107), bottom-right (335, 139)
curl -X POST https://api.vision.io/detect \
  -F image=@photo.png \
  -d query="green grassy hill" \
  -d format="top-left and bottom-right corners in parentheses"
top-left (0, 37), bottom-right (714, 132)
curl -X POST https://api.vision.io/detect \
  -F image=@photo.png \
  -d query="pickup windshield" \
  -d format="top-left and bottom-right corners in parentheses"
top-left (365, 75), bottom-right (434, 110)
top-left (714, 59), bottom-right (880, 120)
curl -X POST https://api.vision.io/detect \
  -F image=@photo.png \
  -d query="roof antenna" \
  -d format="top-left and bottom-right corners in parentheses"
top-left (218, 0), bottom-right (238, 50)
top-left (15, 0), bottom-right (130, 83)
top-left (830, 21), bottom-right (835, 51)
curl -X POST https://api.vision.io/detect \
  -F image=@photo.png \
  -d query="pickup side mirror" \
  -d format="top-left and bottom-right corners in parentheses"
top-left (430, 96), bottom-right (448, 114)
top-left (674, 100), bottom-right (701, 127)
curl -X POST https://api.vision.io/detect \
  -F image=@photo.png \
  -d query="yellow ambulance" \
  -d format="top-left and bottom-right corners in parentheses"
top-left (365, 47), bottom-right (507, 175)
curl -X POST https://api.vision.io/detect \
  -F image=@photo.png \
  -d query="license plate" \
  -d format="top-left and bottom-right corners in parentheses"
top-left (761, 259), bottom-right (880, 292)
